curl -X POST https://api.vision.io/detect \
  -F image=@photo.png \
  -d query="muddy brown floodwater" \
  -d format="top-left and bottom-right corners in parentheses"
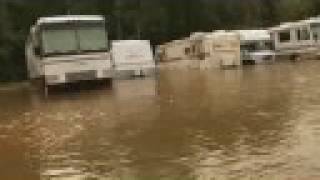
top-left (1, 61), bottom-right (320, 180)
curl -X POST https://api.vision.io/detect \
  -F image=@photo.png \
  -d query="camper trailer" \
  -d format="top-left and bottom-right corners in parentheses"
top-left (157, 39), bottom-right (192, 62)
top-left (25, 15), bottom-right (113, 88)
top-left (302, 17), bottom-right (320, 57)
top-left (111, 40), bottom-right (155, 77)
top-left (270, 21), bottom-right (315, 60)
top-left (236, 30), bottom-right (275, 64)
top-left (198, 31), bottom-right (241, 68)
top-left (308, 17), bottom-right (320, 43)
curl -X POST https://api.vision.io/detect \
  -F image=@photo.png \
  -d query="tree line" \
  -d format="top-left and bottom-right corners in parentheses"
top-left (0, 0), bottom-right (320, 82)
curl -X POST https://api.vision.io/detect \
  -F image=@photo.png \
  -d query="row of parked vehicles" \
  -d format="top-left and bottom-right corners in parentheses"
top-left (156, 29), bottom-right (275, 67)
top-left (157, 16), bottom-right (320, 66)
top-left (25, 15), bottom-right (155, 90)
top-left (26, 15), bottom-right (320, 90)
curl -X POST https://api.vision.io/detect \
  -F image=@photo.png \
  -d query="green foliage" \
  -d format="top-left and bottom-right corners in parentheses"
top-left (0, 0), bottom-right (320, 82)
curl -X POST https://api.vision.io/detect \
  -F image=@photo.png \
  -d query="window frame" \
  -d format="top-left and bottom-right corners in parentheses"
top-left (39, 21), bottom-right (108, 57)
top-left (279, 31), bottom-right (291, 43)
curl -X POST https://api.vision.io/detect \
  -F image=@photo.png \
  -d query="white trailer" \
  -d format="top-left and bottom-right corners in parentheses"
top-left (157, 39), bottom-right (192, 62)
top-left (25, 15), bottom-right (113, 89)
top-left (302, 17), bottom-right (320, 57)
top-left (269, 20), bottom-right (318, 60)
top-left (308, 17), bottom-right (320, 42)
top-left (236, 30), bottom-right (275, 64)
top-left (199, 31), bottom-right (241, 68)
top-left (111, 40), bottom-right (155, 77)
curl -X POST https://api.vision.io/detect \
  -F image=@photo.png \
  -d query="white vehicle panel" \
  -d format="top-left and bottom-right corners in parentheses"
top-left (112, 40), bottom-right (155, 71)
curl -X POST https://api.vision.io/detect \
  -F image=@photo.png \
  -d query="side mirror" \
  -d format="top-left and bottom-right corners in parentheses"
top-left (34, 47), bottom-right (41, 56)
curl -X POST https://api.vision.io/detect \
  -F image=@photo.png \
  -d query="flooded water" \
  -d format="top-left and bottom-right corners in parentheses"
top-left (1, 61), bottom-right (320, 179)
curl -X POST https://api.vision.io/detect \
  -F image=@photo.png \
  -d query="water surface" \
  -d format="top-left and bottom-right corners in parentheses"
top-left (1, 61), bottom-right (320, 179)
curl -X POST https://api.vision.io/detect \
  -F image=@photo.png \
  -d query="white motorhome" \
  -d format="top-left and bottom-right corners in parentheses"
top-left (199, 31), bottom-right (241, 68)
top-left (111, 40), bottom-right (155, 77)
top-left (236, 30), bottom-right (275, 64)
top-left (308, 17), bottom-right (320, 42)
top-left (269, 20), bottom-right (317, 60)
top-left (25, 15), bottom-right (113, 88)
top-left (302, 17), bottom-right (320, 56)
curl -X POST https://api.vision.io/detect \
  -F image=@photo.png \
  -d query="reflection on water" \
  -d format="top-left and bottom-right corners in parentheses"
top-left (1, 61), bottom-right (320, 179)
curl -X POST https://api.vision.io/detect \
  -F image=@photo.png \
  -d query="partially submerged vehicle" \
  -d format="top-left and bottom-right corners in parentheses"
top-left (301, 17), bottom-right (320, 58)
top-left (111, 40), bottom-right (155, 77)
top-left (308, 17), bottom-right (320, 43)
top-left (236, 30), bottom-right (275, 64)
top-left (26, 15), bottom-right (113, 89)
top-left (270, 22), bottom-right (309, 60)
top-left (198, 31), bottom-right (241, 68)
top-left (157, 39), bottom-right (192, 62)
top-left (269, 17), bottom-right (320, 60)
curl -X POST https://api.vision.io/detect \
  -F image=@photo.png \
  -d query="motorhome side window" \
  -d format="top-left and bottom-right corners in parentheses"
top-left (192, 45), bottom-right (196, 54)
top-left (242, 43), bottom-right (256, 52)
top-left (265, 42), bottom-right (274, 50)
top-left (311, 24), bottom-right (320, 41)
top-left (185, 47), bottom-right (191, 55)
top-left (279, 31), bottom-right (291, 42)
top-left (297, 28), bottom-right (310, 41)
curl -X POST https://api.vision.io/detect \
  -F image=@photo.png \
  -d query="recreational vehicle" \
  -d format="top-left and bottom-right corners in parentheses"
top-left (158, 39), bottom-right (192, 62)
top-left (270, 21), bottom-right (315, 60)
top-left (236, 30), bottom-right (275, 64)
top-left (111, 40), bottom-right (155, 77)
top-left (199, 31), bottom-right (241, 68)
top-left (25, 15), bottom-right (113, 88)
top-left (302, 17), bottom-right (320, 57)
top-left (308, 17), bottom-right (320, 43)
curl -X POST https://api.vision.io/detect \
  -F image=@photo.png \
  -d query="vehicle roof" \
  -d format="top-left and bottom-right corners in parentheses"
top-left (189, 32), bottom-right (208, 40)
top-left (301, 17), bottom-right (320, 25)
top-left (270, 21), bottom-right (309, 31)
top-left (36, 15), bottom-right (105, 25)
top-left (236, 30), bottom-right (271, 41)
top-left (208, 30), bottom-right (239, 37)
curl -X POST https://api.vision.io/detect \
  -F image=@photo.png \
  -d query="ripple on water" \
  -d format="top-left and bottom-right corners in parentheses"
top-left (1, 62), bottom-right (320, 179)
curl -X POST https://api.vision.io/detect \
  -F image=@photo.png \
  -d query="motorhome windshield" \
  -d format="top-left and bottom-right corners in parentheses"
top-left (41, 23), bottom-right (107, 55)
top-left (242, 41), bottom-right (273, 52)
top-left (77, 25), bottom-right (107, 52)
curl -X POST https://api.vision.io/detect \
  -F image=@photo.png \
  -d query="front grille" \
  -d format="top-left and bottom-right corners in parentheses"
top-left (66, 70), bottom-right (97, 82)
